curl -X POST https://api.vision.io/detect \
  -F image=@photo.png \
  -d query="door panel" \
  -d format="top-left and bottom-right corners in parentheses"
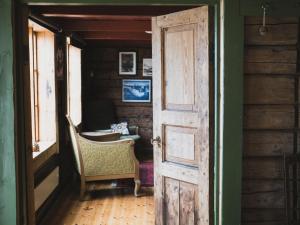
top-left (163, 24), bottom-right (197, 111)
top-left (152, 6), bottom-right (211, 225)
top-left (164, 125), bottom-right (199, 167)
top-left (164, 177), bottom-right (198, 225)
top-left (164, 178), bottom-right (199, 225)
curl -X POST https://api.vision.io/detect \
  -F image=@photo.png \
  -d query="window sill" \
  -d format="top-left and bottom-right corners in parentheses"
top-left (32, 141), bottom-right (55, 158)
top-left (33, 141), bottom-right (58, 172)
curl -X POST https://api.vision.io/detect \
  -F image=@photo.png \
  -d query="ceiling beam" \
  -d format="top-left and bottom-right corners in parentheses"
top-left (31, 5), bottom-right (196, 16)
top-left (78, 31), bottom-right (151, 41)
top-left (86, 39), bottom-right (151, 47)
top-left (56, 19), bottom-right (151, 32)
top-left (42, 14), bottom-right (151, 20)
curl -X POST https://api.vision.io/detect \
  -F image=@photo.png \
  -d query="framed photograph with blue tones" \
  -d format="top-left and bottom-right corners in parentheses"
top-left (119, 52), bottom-right (136, 75)
top-left (122, 79), bottom-right (151, 103)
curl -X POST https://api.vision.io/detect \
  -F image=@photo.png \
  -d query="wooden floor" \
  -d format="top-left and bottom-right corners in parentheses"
top-left (42, 188), bottom-right (154, 225)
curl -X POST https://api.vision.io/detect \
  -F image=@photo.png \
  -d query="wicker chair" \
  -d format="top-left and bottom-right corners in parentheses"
top-left (66, 115), bottom-right (141, 199)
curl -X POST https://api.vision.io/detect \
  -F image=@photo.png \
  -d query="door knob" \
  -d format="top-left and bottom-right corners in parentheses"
top-left (151, 136), bottom-right (161, 147)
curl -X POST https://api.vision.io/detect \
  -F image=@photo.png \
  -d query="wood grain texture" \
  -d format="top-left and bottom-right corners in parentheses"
top-left (244, 62), bottom-right (297, 74)
top-left (163, 24), bottom-right (196, 111)
top-left (78, 31), bottom-right (151, 41)
top-left (242, 192), bottom-right (285, 208)
top-left (152, 6), bottom-right (211, 225)
top-left (31, 5), bottom-right (196, 17)
top-left (164, 178), bottom-right (180, 225)
top-left (164, 125), bottom-right (198, 167)
top-left (242, 180), bottom-right (285, 194)
top-left (245, 24), bottom-right (298, 45)
top-left (244, 105), bottom-right (295, 129)
top-left (242, 158), bottom-right (284, 179)
top-left (163, 178), bottom-right (198, 225)
top-left (243, 131), bottom-right (294, 157)
top-left (56, 19), bottom-right (151, 32)
top-left (243, 17), bottom-right (299, 224)
top-left (242, 222), bottom-right (286, 225)
top-left (245, 46), bottom-right (297, 63)
top-left (179, 182), bottom-right (196, 225)
top-left (242, 208), bottom-right (286, 223)
top-left (242, 17), bottom-right (299, 220)
top-left (245, 17), bottom-right (299, 25)
top-left (244, 75), bottom-right (295, 104)
top-left (43, 188), bottom-right (154, 225)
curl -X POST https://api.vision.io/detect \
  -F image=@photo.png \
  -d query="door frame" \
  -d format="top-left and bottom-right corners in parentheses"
top-left (14, 1), bottom-right (244, 225)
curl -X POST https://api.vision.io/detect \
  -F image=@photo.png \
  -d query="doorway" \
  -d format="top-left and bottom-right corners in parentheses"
top-left (17, 4), bottom-right (215, 225)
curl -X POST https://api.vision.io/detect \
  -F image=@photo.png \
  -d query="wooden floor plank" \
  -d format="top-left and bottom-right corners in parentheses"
top-left (43, 188), bottom-right (154, 225)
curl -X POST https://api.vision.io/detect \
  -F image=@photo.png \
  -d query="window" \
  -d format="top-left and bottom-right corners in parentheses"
top-left (28, 20), bottom-right (56, 152)
top-left (67, 42), bottom-right (82, 126)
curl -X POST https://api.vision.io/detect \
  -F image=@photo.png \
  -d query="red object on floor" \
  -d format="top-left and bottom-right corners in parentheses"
top-left (139, 161), bottom-right (154, 187)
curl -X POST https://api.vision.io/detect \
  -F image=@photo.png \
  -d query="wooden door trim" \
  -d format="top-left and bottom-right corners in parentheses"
top-left (219, 0), bottom-right (243, 225)
top-left (15, 4), bottom-right (36, 225)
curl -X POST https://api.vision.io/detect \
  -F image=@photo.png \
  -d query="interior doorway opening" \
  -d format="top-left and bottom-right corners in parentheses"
top-left (22, 4), bottom-right (214, 225)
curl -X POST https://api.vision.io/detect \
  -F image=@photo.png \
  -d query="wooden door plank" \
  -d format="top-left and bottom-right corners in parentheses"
top-left (152, 6), bottom-right (211, 225)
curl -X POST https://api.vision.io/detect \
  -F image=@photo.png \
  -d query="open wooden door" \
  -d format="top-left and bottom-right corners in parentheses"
top-left (152, 6), bottom-right (212, 225)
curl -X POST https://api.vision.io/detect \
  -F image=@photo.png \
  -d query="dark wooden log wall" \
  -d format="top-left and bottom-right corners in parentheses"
top-left (243, 17), bottom-right (300, 225)
top-left (83, 45), bottom-right (153, 152)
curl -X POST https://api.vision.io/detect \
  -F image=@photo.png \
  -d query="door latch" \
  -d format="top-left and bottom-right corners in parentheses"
top-left (151, 136), bottom-right (161, 147)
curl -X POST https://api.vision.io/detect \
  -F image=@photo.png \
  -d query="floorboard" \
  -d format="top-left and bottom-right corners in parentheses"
top-left (42, 187), bottom-right (154, 225)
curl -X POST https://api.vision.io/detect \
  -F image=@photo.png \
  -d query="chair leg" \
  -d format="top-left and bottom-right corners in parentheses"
top-left (134, 179), bottom-right (141, 197)
top-left (80, 180), bottom-right (86, 201)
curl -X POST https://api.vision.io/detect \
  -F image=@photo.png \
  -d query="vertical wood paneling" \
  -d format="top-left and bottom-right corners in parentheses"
top-left (179, 182), bottom-right (196, 224)
top-left (164, 178), bottom-right (180, 225)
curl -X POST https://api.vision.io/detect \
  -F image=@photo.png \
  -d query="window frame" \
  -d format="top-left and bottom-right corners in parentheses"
top-left (28, 20), bottom-right (58, 159)
top-left (67, 40), bottom-right (82, 127)
top-left (31, 30), bottom-right (40, 143)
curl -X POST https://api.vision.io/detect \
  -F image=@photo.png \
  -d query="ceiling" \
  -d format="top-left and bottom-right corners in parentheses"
top-left (30, 5), bottom-right (197, 45)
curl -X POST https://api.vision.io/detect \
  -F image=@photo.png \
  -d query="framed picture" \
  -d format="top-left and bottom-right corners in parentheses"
top-left (55, 37), bottom-right (65, 80)
top-left (122, 79), bottom-right (151, 103)
top-left (143, 58), bottom-right (152, 76)
top-left (119, 52), bottom-right (136, 75)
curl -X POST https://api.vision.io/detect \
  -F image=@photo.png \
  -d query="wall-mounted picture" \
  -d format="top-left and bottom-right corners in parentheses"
top-left (55, 37), bottom-right (65, 80)
top-left (119, 52), bottom-right (136, 75)
top-left (122, 79), bottom-right (151, 103)
top-left (143, 58), bottom-right (152, 76)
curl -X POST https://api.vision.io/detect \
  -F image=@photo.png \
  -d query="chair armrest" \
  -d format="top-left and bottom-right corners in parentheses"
top-left (77, 135), bottom-right (138, 176)
top-left (80, 132), bottom-right (121, 142)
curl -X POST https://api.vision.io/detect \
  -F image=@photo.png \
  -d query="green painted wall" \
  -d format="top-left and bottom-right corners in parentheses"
top-left (0, 0), bottom-right (17, 224)
top-left (219, 0), bottom-right (243, 224)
